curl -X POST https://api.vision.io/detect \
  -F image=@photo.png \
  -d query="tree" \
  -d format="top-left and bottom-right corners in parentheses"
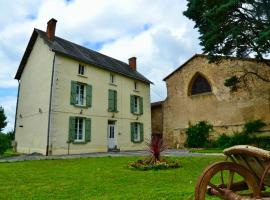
top-left (0, 106), bottom-right (7, 132)
top-left (183, 0), bottom-right (270, 86)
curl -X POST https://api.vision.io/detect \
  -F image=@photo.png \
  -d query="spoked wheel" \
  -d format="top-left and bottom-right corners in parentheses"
top-left (195, 161), bottom-right (260, 200)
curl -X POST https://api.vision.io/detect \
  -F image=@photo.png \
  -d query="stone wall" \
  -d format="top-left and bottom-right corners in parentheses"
top-left (151, 103), bottom-right (163, 135)
top-left (163, 55), bottom-right (270, 148)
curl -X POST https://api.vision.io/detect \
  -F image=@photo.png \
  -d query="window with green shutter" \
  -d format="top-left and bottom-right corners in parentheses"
top-left (68, 116), bottom-right (76, 142)
top-left (139, 97), bottom-right (143, 114)
top-left (85, 118), bottom-right (91, 142)
top-left (86, 84), bottom-right (92, 107)
top-left (70, 81), bottom-right (77, 105)
top-left (69, 117), bottom-right (91, 143)
top-left (108, 90), bottom-right (117, 112)
top-left (130, 122), bottom-right (135, 142)
top-left (130, 95), bottom-right (135, 113)
top-left (131, 122), bottom-right (144, 143)
top-left (130, 95), bottom-right (143, 115)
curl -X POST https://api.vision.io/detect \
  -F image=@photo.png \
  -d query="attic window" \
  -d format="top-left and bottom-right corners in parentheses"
top-left (189, 73), bottom-right (212, 95)
top-left (78, 64), bottom-right (85, 75)
top-left (110, 74), bottom-right (115, 84)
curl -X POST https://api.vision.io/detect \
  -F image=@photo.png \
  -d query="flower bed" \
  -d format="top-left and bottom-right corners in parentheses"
top-left (128, 158), bottom-right (181, 171)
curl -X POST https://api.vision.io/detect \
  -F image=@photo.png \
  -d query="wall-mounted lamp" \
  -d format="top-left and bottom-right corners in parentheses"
top-left (39, 108), bottom-right (42, 113)
top-left (80, 109), bottom-right (83, 114)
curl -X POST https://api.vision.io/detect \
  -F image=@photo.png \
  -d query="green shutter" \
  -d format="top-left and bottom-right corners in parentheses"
top-left (131, 122), bottom-right (135, 142)
top-left (130, 95), bottom-right (135, 113)
top-left (69, 117), bottom-right (76, 142)
top-left (140, 123), bottom-right (144, 142)
top-left (108, 90), bottom-right (115, 112)
top-left (85, 118), bottom-right (91, 142)
top-left (70, 81), bottom-right (77, 105)
top-left (86, 84), bottom-right (92, 107)
top-left (114, 90), bottom-right (117, 111)
top-left (139, 97), bottom-right (143, 115)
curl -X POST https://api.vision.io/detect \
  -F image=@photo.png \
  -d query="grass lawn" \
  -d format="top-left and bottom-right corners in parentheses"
top-left (0, 156), bottom-right (223, 200)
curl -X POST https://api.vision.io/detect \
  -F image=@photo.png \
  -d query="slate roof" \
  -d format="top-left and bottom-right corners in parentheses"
top-left (15, 29), bottom-right (151, 84)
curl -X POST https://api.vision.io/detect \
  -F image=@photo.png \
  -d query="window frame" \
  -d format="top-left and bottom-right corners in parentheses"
top-left (109, 74), bottom-right (115, 84)
top-left (74, 117), bottom-right (85, 142)
top-left (76, 83), bottom-right (85, 106)
top-left (188, 72), bottom-right (212, 96)
top-left (133, 123), bottom-right (140, 142)
top-left (134, 82), bottom-right (138, 91)
top-left (78, 64), bottom-right (85, 75)
top-left (134, 96), bottom-right (140, 114)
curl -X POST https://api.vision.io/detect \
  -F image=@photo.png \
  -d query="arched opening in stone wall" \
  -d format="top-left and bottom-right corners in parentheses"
top-left (188, 72), bottom-right (212, 95)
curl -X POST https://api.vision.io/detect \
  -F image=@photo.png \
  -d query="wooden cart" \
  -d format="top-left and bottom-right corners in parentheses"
top-left (195, 145), bottom-right (270, 200)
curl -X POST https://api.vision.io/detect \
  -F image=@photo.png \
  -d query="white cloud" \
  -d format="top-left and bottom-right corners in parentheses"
top-left (0, 0), bottom-right (202, 130)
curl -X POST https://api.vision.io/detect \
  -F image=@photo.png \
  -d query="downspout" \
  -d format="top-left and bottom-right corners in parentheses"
top-left (13, 80), bottom-right (20, 144)
top-left (46, 53), bottom-right (56, 156)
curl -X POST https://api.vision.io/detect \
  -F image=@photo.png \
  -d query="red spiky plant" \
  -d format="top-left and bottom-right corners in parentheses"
top-left (145, 135), bottom-right (167, 164)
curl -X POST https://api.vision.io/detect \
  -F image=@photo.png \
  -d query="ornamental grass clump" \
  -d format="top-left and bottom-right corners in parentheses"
top-left (145, 135), bottom-right (166, 164)
top-left (128, 135), bottom-right (181, 171)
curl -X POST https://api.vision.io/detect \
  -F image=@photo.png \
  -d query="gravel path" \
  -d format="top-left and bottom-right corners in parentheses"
top-left (0, 149), bottom-right (223, 163)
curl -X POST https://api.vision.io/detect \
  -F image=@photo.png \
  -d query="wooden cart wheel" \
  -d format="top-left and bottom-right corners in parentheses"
top-left (195, 161), bottom-right (260, 200)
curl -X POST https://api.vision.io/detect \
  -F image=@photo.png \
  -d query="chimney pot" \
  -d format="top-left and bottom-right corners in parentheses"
top-left (128, 57), bottom-right (137, 71)
top-left (46, 18), bottom-right (57, 40)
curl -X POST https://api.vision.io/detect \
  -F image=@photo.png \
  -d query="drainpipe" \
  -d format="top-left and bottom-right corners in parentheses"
top-left (46, 54), bottom-right (56, 156)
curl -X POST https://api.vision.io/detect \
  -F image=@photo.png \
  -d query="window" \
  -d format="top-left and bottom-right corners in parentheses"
top-left (133, 123), bottom-right (140, 142)
top-left (130, 95), bottom-right (143, 114)
top-left (78, 64), bottom-right (85, 75)
top-left (75, 118), bottom-right (84, 142)
top-left (70, 81), bottom-right (92, 107)
top-left (189, 73), bottom-right (212, 95)
top-left (134, 96), bottom-right (139, 113)
top-left (110, 74), bottom-right (115, 84)
top-left (131, 122), bottom-right (144, 143)
top-left (69, 117), bottom-right (91, 143)
top-left (134, 82), bottom-right (138, 91)
top-left (76, 84), bottom-right (85, 106)
top-left (108, 90), bottom-right (117, 112)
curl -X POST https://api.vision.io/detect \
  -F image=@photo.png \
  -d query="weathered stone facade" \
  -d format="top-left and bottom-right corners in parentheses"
top-left (151, 101), bottom-right (163, 135)
top-left (162, 54), bottom-right (270, 148)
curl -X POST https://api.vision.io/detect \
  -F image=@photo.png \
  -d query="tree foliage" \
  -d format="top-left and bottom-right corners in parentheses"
top-left (183, 0), bottom-right (270, 64)
top-left (0, 106), bottom-right (7, 132)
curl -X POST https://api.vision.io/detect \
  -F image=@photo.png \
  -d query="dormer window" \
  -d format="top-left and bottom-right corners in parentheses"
top-left (110, 74), bottom-right (115, 84)
top-left (78, 64), bottom-right (85, 75)
top-left (189, 72), bottom-right (212, 95)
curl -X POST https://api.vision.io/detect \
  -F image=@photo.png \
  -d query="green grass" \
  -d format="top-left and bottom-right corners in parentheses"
top-left (0, 156), bottom-right (223, 200)
top-left (190, 148), bottom-right (224, 154)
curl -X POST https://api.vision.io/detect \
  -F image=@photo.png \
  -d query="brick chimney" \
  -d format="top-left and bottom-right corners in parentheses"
top-left (128, 57), bottom-right (137, 71)
top-left (46, 18), bottom-right (57, 40)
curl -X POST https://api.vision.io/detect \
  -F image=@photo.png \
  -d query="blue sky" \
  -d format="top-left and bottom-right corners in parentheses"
top-left (0, 0), bottom-right (201, 132)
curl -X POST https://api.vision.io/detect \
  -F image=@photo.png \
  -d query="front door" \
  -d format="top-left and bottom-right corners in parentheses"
top-left (107, 121), bottom-right (116, 149)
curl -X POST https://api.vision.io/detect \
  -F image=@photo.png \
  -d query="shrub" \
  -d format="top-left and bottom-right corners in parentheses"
top-left (216, 134), bottom-right (232, 148)
top-left (185, 121), bottom-right (213, 148)
top-left (0, 133), bottom-right (10, 155)
top-left (243, 119), bottom-right (266, 134)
